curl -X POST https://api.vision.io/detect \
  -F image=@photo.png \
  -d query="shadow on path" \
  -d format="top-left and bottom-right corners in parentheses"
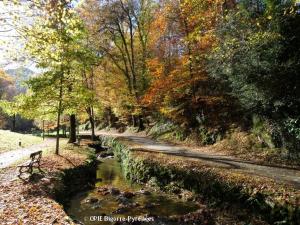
top-left (97, 132), bottom-right (300, 189)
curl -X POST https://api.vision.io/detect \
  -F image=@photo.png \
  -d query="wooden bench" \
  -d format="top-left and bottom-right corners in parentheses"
top-left (18, 151), bottom-right (43, 177)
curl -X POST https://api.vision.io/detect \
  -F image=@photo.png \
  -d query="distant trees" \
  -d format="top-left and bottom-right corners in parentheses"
top-left (0, 70), bottom-right (15, 101)
top-left (0, 69), bottom-right (16, 129)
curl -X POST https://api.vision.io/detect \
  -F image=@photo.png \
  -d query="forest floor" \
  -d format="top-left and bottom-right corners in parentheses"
top-left (95, 129), bottom-right (300, 189)
top-left (0, 139), bottom-right (92, 225)
top-left (1, 129), bottom-right (299, 224)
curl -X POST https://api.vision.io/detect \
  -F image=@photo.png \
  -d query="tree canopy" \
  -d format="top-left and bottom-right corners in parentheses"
top-left (1, 0), bottom-right (299, 154)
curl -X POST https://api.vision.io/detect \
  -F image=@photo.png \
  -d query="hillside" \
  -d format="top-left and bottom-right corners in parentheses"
top-left (5, 67), bottom-right (34, 93)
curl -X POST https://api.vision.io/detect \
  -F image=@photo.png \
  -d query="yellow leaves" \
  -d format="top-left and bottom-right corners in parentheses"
top-left (29, 205), bottom-right (39, 215)
top-left (146, 58), bottom-right (164, 78)
top-left (197, 31), bottom-right (216, 51)
top-left (159, 106), bottom-right (175, 117)
top-left (94, 65), bottom-right (137, 117)
top-left (0, 69), bottom-right (12, 82)
top-left (148, 12), bottom-right (167, 49)
top-left (143, 59), bottom-right (190, 108)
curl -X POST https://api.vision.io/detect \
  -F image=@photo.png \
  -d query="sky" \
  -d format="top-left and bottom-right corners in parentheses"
top-left (0, 3), bottom-right (39, 72)
top-left (0, 2), bottom-right (25, 70)
top-left (0, 0), bottom-right (81, 72)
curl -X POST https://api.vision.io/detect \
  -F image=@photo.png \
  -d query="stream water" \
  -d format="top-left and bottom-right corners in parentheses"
top-left (67, 158), bottom-right (199, 225)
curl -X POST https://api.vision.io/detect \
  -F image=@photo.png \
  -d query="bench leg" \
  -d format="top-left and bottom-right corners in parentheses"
top-left (28, 166), bottom-right (33, 174)
top-left (37, 165), bottom-right (44, 173)
top-left (18, 162), bottom-right (43, 180)
top-left (18, 166), bottom-right (30, 179)
top-left (32, 162), bottom-right (44, 173)
top-left (18, 167), bottom-right (22, 178)
top-left (18, 166), bottom-right (28, 174)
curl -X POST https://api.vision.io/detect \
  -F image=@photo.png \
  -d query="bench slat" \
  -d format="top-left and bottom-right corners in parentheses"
top-left (18, 151), bottom-right (43, 177)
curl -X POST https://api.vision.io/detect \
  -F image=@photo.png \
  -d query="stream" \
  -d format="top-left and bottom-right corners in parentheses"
top-left (67, 158), bottom-right (200, 225)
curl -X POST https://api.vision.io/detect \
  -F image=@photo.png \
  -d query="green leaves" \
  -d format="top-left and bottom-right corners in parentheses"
top-left (208, 0), bottom-right (300, 151)
top-left (9, 0), bottom-right (99, 123)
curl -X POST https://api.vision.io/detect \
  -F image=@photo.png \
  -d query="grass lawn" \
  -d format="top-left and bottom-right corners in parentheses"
top-left (0, 130), bottom-right (43, 153)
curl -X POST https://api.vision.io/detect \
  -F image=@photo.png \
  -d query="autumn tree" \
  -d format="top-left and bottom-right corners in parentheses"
top-left (73, 36), bottom-right (99, 141)
top-left (0, 69), bottom-right (17, 129)
top-left (78, 0), bottom-right (155, 130)
top-left (143, 0), bottom-right (226, 131)
top-left (8, 0), bottom-right (88, 153)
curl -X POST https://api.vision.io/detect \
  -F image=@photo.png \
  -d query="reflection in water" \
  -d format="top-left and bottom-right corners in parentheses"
top-left (67, 158), bottom-right (199, 225)
top-left (96, 159), bottom-right (140, 190)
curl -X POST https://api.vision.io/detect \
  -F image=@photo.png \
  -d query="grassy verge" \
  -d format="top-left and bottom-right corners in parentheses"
top-left (0, 130), bottom-right (43, 153)
top-left (145, 122), bottom-right (300, 168)
top-left (214, 130), bottom-right (300, 168)
top-left (101, 136), bottom-right (300, 225)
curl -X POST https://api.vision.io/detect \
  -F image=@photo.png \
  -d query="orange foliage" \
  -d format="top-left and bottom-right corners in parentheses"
top-left (142, 0), bottom-right (228, 126)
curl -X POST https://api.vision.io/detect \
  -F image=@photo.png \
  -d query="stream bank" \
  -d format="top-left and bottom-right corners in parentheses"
top-left (66, 157), bottom-right (212, 225)
top-left (100, 136), bottom-right (299, 225)
top-left (54, 155), bottom-right (98, 208)
top-left (62, 138), bottom-right (214, 225)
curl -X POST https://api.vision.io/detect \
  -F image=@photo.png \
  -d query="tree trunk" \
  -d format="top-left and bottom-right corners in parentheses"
top-left (68, 114), bottom-right (76, 143)
top-left (55, 106), bottom-right (61, 155)
top-left (90, 116), bottom-right (95, 141)
top-left (183, 18), bottom-right (196, 99)
top-left (42, 120), bottom-right (45, 140)
top-left (86, 107), bottom-right (95, 141)
top-left (56, 76), bottom-right (63, 155)
top-left (107, 107), bottom-right (112, 127)
top-left (63, 126), bottom-right (67, 137)
top-left (11, 114), bottom-right (16, 132)
top-left (137, 115), bottom-right (145, 132)
top-left (132, 115), bottom-right (137, 127)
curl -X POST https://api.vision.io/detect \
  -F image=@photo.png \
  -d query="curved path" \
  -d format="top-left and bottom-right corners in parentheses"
top-left (96, 131), bottom-right (300, 189)
top-left (0, 138), bottom-right (56, 169)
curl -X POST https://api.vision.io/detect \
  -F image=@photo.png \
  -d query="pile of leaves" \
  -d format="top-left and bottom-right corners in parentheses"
top-left (0, 144), bottom-right (91, 224)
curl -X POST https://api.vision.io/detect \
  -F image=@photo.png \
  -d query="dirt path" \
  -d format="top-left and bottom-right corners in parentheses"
top-left (0, 138), bottom-right (56, 169)
top-left (95, 131), bottom-right (300, 189)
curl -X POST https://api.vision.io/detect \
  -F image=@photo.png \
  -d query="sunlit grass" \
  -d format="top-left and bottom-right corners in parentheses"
top-left (0, 130), bottom-right (43, 153)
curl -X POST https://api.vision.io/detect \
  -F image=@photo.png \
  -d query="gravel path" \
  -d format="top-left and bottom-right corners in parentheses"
top-left (96, 131), bottom-right (300, 189)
